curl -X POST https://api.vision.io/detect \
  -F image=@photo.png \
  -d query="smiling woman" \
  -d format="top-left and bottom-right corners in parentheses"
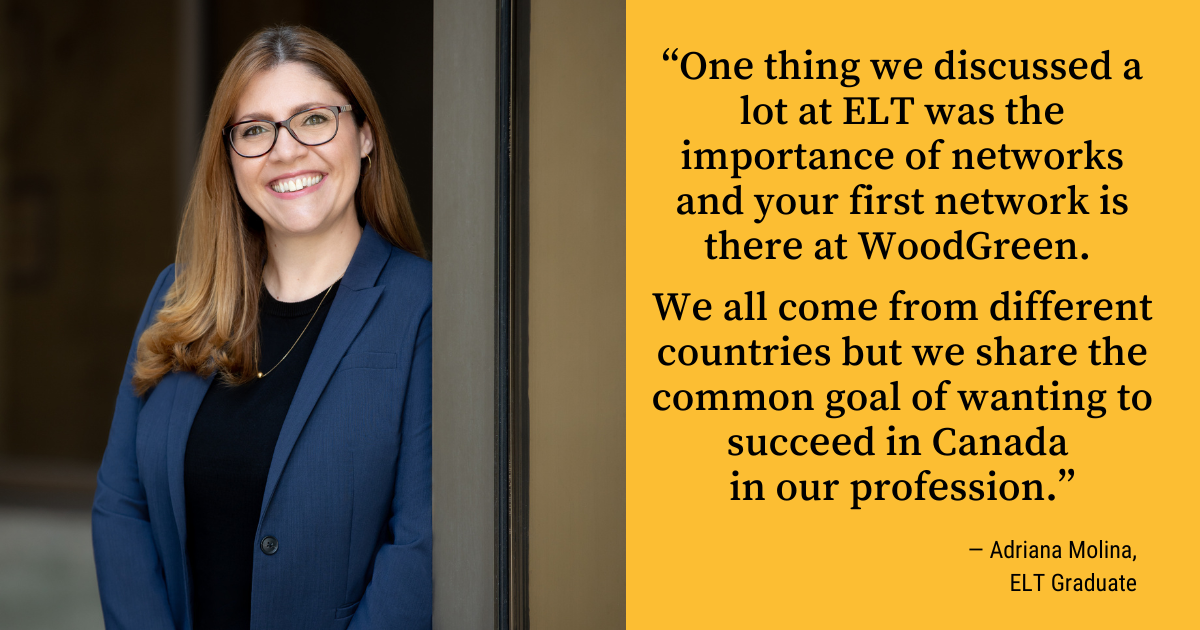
top-left (226, 64), bottom-right (372, 282)
top-left (91, 26), bottom-right (431, 630)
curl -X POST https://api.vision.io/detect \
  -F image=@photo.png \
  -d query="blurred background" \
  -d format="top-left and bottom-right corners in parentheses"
top-left (0, 0), bottom-right (432, 626)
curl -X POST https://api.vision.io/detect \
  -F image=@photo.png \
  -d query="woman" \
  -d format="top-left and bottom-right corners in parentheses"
top-left (91, 26), bottom-right (431, 629)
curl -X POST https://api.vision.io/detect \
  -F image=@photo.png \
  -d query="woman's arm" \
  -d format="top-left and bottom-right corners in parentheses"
top-left (91, 265), bottom-right (178, 630)
top-left (348, 306), bottom-right (433, 629)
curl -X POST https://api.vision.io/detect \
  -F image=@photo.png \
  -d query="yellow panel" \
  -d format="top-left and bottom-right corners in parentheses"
top-left (628, 1), bottom-right (1197, 626)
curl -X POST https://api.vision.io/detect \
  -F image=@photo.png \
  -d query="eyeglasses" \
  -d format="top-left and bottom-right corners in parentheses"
top-left (224, 105), bottom-right (354, 158)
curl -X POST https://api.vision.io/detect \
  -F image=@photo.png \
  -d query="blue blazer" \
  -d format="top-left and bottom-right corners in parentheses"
top-left (92, 225), bottom-right (432, 629)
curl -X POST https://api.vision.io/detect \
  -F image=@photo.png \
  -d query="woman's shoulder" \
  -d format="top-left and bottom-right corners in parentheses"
top-left (378, 246), bottom-right (432, 301)
top-left (153, 263), bottom-right (177, 290)
top-left (363, 248), bottom-right (429, 346)
top-left (143, 263), bottom-right (178, 312)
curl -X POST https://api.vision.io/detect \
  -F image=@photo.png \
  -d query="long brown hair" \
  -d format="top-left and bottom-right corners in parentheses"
top-left (132, 25), bottom-right (424, 395)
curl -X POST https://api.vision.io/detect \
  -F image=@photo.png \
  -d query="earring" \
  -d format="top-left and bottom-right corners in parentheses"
top-left (365, 154), bottom-right (373, 170)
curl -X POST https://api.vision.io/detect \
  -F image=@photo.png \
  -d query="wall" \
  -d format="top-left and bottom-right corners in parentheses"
top-left (0, 0), bottom-right (8, 454)
top-left (431, 0), bottom-right (497, 627)
top-left (528, 0), bottom-right (625, 626)
top-left (0, 0), bottom-right (178, 462)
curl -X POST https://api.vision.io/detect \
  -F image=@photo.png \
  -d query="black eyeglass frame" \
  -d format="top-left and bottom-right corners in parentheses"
top-left (223, 105), bottom-right (354, 158)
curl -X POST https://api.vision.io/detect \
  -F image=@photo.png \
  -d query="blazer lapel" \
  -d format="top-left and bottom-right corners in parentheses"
top-left (257, 224), bottom-right (392, 527)
top-left (166, 370), bottom-right (216, 557)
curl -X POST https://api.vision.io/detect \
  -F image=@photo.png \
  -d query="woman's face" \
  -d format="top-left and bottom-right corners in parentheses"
top-left (229, 62), bottom-right (373, 239)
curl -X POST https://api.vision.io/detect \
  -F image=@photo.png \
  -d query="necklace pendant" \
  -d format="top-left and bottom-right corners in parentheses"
top-left (254, 279), bottom-right (334, 384)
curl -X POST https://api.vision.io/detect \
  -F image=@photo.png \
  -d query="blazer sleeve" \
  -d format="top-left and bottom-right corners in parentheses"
top-left (348, 305), bottom-right (433, 629)
top-left (92, 264), bottom-right (177, 630)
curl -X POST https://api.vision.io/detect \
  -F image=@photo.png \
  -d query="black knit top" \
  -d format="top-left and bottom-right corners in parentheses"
top-left (183, 279), bottom-right (340, 629)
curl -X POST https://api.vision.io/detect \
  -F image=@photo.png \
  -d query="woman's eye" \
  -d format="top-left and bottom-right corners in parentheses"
top-left (240, 124), bottom-right (269, 137)
top-left (302, 113), bottom-right (330, 126)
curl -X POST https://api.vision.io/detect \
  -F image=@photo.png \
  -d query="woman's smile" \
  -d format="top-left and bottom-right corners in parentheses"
top-left (267, 170), bottom-right (327, 197)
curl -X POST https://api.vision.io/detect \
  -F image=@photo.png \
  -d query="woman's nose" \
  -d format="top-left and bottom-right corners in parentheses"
top-left (270, 127), bottom-right (309, 161)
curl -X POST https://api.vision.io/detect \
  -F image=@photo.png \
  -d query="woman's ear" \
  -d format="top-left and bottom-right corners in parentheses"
top-left (359, 120), bottom-right (376, 158)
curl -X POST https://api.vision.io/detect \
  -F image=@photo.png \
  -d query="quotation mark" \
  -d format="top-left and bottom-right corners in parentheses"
top-left (663, 48), bottom-right (678, 61)
top-left (1048, 468), bottom-right (1075, 501)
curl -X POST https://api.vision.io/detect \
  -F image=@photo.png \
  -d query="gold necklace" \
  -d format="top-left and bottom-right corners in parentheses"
top-left (256, 281), bottom-right (336, 379)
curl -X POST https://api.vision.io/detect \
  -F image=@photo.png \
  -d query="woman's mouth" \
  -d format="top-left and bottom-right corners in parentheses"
top-left (269, 173), bottom-right (325, 194)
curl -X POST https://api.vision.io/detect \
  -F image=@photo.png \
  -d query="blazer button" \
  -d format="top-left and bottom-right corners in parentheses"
top-left (260, 536), bottom-right (279, 555)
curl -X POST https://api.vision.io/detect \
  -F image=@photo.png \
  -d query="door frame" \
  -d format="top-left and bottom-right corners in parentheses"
top-left (431, 0), bottom-right (528, 627)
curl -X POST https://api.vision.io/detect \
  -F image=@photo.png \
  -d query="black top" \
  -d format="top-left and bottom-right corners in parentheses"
top-left (184, 279), bottom-right (340, 630)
